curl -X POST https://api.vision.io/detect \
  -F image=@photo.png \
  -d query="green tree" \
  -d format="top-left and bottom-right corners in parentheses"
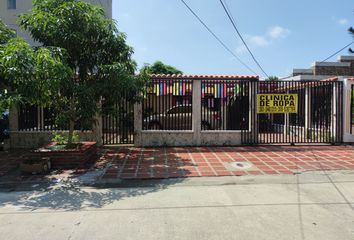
top-left (18, 0), bottom-right (146, 145)
top-left (141, 61), bottom-right (183, 74)
top-left (265, 76), bottom-right (279, 81)
top-left (0, 20), bottom-right (23, 114)
top-left (0, 20), bottom-right (16, 44)
top-left (1, 38), bottom-right (71, 110)
top-left (0, 20), bottom-right (12, 114)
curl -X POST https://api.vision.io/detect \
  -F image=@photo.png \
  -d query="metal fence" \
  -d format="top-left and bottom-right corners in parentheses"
top-left (18, 105), bottom-right (61, 131)
top-left (351, 85), bottom-right (354, 134)
top-left (142, 78), bottom-right (193, 130)
top-left (102, 100), bottom-right (134, 144)
top-left (18, 105), bottom-right (89, 131)
top-left (201, 79), bottom-right (250, 130)
top-left (242, 80), bottom-right (343, 144)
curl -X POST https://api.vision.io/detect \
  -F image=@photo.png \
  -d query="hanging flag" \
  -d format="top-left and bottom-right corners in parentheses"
top-left (182, 82), bottom-right (186, 95)
top-left (219, 84), bottom-right (222, 98)
top-left (174, 82), bottom-right (179, 96)
top-left (187, 82), bottom-right (192, 93)
top-left (163, 82), bottom-right (167, 95)
top-left (168, 82), bottom-right (173, 94)
top-left (223, 84), bottom-right (227, 98)
top-left (155, 83), bottom-right (160, 96)
top-left (179, 82), bottom-right (183, 95)
top-left (202, 83), bottom-right (205, 98)
top-left (233, 84), bottom-right (240, 96)
top-left (159, 83), bottom-right (163, 96)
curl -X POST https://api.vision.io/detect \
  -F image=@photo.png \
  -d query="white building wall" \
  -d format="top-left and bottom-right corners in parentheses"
top-left (0, 0), bottom-right (112, 46)
top-left (343, 78), bottom-right (354, 143)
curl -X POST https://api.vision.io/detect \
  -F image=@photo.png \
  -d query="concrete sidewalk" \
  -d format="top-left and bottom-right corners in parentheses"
top-left (100, 145), bottom-right (354, 180)
top-left (0, 170), bottom-right (354, 240)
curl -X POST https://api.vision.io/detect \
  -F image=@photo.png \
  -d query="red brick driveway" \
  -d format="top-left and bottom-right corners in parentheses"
top-left (100, 145), bottom-right (354, 180)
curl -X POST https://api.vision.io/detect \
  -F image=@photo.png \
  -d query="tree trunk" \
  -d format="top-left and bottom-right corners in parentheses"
top-left (67, 119), bottom-right (75, 146)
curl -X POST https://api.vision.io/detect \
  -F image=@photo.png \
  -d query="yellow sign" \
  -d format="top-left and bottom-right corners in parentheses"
top-left (257, 94), bottom-right (298, 114)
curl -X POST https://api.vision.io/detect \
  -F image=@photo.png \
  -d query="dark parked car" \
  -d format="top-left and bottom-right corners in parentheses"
top-left (144, 104), bottom-right (221, 130)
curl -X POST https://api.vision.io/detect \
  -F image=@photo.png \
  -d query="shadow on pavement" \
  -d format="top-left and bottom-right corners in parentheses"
top-left (0, 147), bottom-right (190, 211)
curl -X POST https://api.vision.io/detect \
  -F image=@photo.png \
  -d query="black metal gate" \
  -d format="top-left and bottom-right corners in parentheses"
top-left (102, 100), bottom-right (134, 145)
top-left (242, 80), bottom-right (343, 144)
top-left (351, 85), bottom-right (354, 134)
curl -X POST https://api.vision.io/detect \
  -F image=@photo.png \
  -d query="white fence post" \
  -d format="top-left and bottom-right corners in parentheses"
top-left (332, 83), bottom-right (337, 142)
top-left (134, 102), bottom-right (143, 146)
top-left (192, 79), bottom-right (201, 145)
top-left (8, 105), bottom-right (19, 149)
top-left (304, 87), bottom-right (311, 140)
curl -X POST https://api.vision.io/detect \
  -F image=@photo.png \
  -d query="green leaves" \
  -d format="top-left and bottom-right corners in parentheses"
top-left (141, 61), bottom-right (183, 75)
top-left (3, 0), bottom-right (144, 143)
top-left (0, 19), bottom-right (16, 44)
top-left (19, 0), bottom-right (132, 74)
top-left (0, 37), bottom-right (72, 107)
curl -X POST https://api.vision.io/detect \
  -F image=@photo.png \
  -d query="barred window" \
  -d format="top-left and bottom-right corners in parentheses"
top-left (7, 0), bottom-right (16, 9)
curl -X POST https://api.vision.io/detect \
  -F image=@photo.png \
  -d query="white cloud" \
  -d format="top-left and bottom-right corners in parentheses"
top-left (268, 26), bottom-right (291, 39)
top-left (249, 35), bottom-right (270, 47)
top-left (236, 45), bottom-right (246, 54)
top-left (235, 25), bottom-right (290, 53)
top-left (337, 18), bottom-right (348, 25)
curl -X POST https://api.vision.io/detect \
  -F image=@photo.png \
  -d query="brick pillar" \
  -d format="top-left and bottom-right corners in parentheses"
top-left (192, 79), bottom-right (201, 146)
top-left (250, 81), bottom-right (258, 143)
top-left (8, 105), bottom-right (19, 149)
top-left (332, 83), bottom-right (337, 142)
top-left (134, 102), bottom-right (143, 147)
top-left (92, 103), bottom-right (103, 146)
top-left (9, 105), bottom-right (18, 132)
top-left (304, 87), bottom-right (311, 140)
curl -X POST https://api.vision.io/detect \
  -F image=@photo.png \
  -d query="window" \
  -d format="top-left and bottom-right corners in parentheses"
top-left (7, 0), bottom-right (16, 9)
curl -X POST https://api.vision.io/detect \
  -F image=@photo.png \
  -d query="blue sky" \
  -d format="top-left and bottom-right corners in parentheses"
top-left (113, 0), bottom-right (353, 78)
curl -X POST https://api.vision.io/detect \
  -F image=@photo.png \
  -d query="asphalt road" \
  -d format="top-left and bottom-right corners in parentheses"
top-left (0, 170), bottom-right (354, 240)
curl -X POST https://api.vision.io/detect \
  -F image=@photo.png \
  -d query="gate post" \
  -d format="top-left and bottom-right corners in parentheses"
top-left (8, 105), bottom-right (19, 149)
top-left (284, 90), bottom-right (290, 139)
top-left (304, 87), bottom-right (311, 140)
top-left (92, 102), bottom-right (103, 146)
top-left (342, 77), bottom-right (354, 142)
top-left (134, 102), bottom-right (143, 147)
top-left (192, 79), bottom-right (201, 145)
top-left (250, 81), bottom-right (258, 144)
top-left (332, 83), bottom-right (338, 142)
top-left (9, 105), bottom-right (18, 132)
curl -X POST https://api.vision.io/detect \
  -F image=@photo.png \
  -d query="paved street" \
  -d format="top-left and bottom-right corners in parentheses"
top-left (1, 170), bottom-right (354, 240)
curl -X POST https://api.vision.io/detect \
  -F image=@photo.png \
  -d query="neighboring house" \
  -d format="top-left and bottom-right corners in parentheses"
top-left (284, 55), bottom-right (354, 81)
top-left (0, 0), bottom-right (112, 46)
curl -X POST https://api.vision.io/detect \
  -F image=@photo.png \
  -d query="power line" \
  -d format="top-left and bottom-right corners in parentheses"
top-left (320, 40), bottom-right (354, 62)
top-left (280, 40), bottom-right (354, 80)
top-left (218, 0), bottom-right (269, 78)
top-left (179, 0), bottom-right (259, 76)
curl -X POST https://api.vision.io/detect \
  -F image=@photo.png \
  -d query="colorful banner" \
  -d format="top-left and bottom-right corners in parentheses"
top-left (149, 82), bottom-right (187, 96)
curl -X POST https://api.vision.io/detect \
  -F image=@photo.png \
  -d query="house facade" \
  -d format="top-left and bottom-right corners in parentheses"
top-left (0, 0), bottom-right (112, 46)
top-left (284, 55), bottom-right (354, 81)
